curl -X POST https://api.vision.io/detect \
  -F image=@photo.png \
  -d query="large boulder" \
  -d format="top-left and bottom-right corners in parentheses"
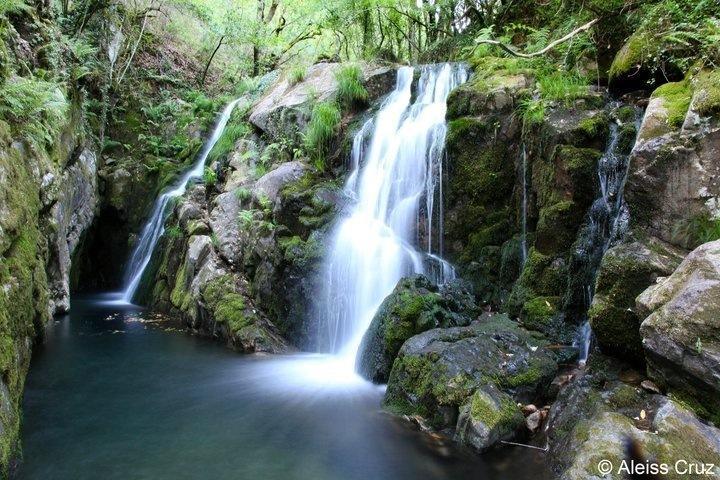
top-left (356, 276), bottom-right (477, 383)
top-left (249, 62), bottom-right (395, 143)
top-left (383, 313), bottom-right (557, 449)
top-left (588, 238), bottom-right (685, 363)
top-left (637, 240), bottom-right (720, 420)
top-left (546, 363), bottom-right (720, 480)
top-left (252, 161), bottom-right (310, 205)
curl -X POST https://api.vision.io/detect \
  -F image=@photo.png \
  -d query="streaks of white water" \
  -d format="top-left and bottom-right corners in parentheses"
top-left (121, 98), bottom-right (243, 303)
top-left (315, 64), bottom-right (467, 374)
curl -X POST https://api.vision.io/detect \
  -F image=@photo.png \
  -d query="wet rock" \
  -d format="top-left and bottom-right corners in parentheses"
top-left (356, 275), bottom-right (477, 383)
top-left (525, 410), bottom-right (543, 433)
top-left (249, 62), bottom-right (395, 144)
top-left (625, 126), bottom-right (720, 250)
top-left (637, 239), bottom-right (720, 419)
top-left (383, 313), bottom-right (557, 449)
top-left (252, 161), bottom-right (310, 205)
top-left (47, 148), bottom-right (98, 314)
top-left (588, 238), bottom-right (685, 363)
top-left (209, 191), bottom-right (242, 265)
top-left (455, 384), bottom-right (524, 452)
top-left (640, 380), bottom-right (661, 394)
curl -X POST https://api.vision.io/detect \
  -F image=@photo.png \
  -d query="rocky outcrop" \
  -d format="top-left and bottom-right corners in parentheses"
top-left (46, 148), bottom-right (98, 314)
top-left (384, 313), bottom-right (557, 451)
top-left (588, 238), bottom-right (685, 363)
top-left (637, 240), bottom-right (720, 421)
top-left (0, 104), bottom-right (98, 475)
top-left (546, 358), bottom-right (720, 480)
top-left (356, 275), bottom-right (477, 383)
top-left (249, 62), bottom-right (395, 144)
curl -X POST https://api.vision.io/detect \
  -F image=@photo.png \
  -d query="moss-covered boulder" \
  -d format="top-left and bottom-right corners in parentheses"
top-left (637, 240), bottom-right (720, 422)
top-left (547, 364), bottom-right (720, 480)
top-left (383, 313), bottom-right (557, 447)
top-left (455, 384), bottom-right (525, 452)
top-left (589, 238), bottom-right (685, 363)
top-left (356, 276), bottom-right (477, 383)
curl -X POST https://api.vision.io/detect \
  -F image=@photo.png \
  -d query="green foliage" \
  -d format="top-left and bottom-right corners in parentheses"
top-left (0, 77), bottom-right (69, 147)
top-left (203, 167), bottom-right (217, 186)
top-left (303, 101), bottom-right (341, 170)
top-left (335, 64), bottom-right (368, 110)
top-left (238, 209), bottom-right (254, 228)
top-left (207, 120), bottom-right (249, 163)
top-left (0, 0), bottom-right (28, 13)
top-left (165, 225), bottom-right (184, 238)
top-left (288, 66), bottom-right (306, 85)
top-left (516, 98), bottom-right (546, 130)
top-left (538, 72), bottom-right (588, 105)
top-left (235, 187), bottom-right (251, 202)
top-left (683, 214), bottom-right (720, 246)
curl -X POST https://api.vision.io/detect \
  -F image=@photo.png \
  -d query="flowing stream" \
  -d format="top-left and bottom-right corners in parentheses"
top-left (568, 107), bottom-right (639, 362)
top-left (316, 64), bottom-right (467, 369)
top-left (120, 98), bottom-right (242, 303)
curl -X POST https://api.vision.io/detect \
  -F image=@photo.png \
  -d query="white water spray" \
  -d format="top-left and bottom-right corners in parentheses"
top-left (120, 98), bottom-right (243, 303)
top-left (315, 64), bottom-right (467, 374)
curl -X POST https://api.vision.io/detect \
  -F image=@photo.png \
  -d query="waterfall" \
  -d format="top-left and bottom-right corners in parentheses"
top-left (568, 106), bottom-right (640, 363)
top-left (315, 63), bottom-right (467, 369)
top-left (120, 98), bottom-right (243, 303)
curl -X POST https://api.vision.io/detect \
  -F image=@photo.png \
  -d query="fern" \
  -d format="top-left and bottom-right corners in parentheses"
top-left (0, 77), bottom-right (69, 147)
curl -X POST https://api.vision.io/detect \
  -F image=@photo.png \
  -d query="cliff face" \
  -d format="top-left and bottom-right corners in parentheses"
top-left (0, 14), bottom-right (99, 470)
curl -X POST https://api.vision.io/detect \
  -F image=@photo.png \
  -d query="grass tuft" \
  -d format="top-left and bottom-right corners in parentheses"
top-left (335, 64), bottom-right (368, 110)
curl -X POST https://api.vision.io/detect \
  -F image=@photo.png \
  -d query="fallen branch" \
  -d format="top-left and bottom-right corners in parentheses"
top-left (472, 18), bottom-right (598, 58)
top-left (500, 441), bottom-right (549, 452)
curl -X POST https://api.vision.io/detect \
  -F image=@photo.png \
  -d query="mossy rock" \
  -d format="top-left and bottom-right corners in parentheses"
top-left (535, 200), bottom-right (584, 255)
top-left (455, 385), bottom-right (525, 451)
top-left (384, 313), bottom-right (557, 429)
top-left (692, 69), bottom-right (720, 119)
top-left (356, 276), bottom-right (476, 383)
top-left (589, 240), bottom-right (684, 364)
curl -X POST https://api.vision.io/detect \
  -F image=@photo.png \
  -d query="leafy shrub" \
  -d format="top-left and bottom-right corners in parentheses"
top-left (0, 77), bottom-right (69, 147)
top-left (303, 101), bottom-right (341, 171)
top-left (203, 166), bottom-right (217, 186)
top-left (288, 66), bottom-right (306, 85)
top-left (335, 64), bottom-right (368, 110)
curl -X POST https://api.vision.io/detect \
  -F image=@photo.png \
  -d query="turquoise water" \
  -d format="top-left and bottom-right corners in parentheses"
top-left (18, 297), bottom-right (548, 479)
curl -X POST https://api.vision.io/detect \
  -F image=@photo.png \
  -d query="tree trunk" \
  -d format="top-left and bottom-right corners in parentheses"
top-left (201, 36), bottom-right (225, 85)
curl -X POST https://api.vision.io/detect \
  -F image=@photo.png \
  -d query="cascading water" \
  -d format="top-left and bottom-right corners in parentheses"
top-left (567, 105), bottom-right (640, 363)
top-left (314, 63), bottom-right (467, 373)
top-left (120, 98), bottom-right (243, 303)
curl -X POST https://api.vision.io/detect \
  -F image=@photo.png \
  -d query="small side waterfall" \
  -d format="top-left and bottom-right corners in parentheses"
top-left (121, 98), bottom-right (242, 303)
top-left (315, 64), bottom-right (467, 369)
top-left (568, 107), bottom-right (639, 363)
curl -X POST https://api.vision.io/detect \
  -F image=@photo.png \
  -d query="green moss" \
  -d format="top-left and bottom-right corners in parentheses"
top-left (522, 296), bottom-right (559, 332)
top-left (170, 263), bottom-right (192, 312)
top-left (651, 80), bottom-right (692, 128)
top-left (201, 276), bottom-right (255, 333)
top-left (469, 389), bottom-right (523, 431)
top-left (536, 200), bottom-right (582, 255)
top-left (693, 69), bottom-right (720, 118)
top-left (607, 384), bottom-right (640, 409)
top-left (609, 30), bottom-right (651, 82)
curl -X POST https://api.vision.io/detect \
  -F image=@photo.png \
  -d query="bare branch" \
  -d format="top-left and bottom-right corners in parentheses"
top-left (471, 18), bottom-right (598, 58)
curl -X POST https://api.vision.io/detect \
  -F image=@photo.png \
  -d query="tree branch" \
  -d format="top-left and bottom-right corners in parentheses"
top-left (471, 18), bottom-right (598, 58)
